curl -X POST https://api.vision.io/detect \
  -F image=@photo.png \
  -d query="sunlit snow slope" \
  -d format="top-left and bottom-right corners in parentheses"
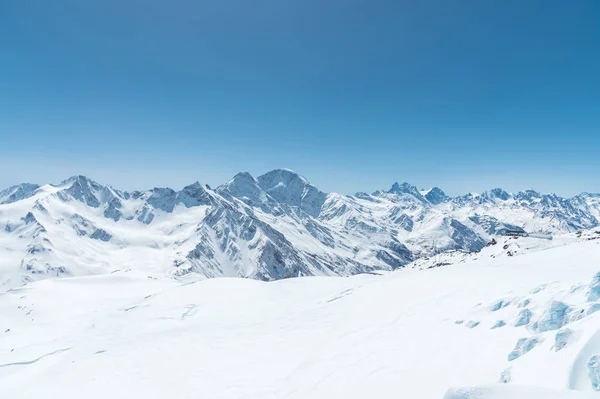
top-left (3, 237), bottom-right (600, 398)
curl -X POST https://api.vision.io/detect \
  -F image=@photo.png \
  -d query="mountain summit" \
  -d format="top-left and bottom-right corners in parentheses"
top-left (257, 169), bottom-right (327, 217)
top-left (0, 183), bottom-right (40, 205)
top-left (423, 187), bottom-right (449, 205)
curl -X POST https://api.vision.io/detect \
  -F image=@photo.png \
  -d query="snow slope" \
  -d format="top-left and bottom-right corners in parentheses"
top-left (3, 238), bottom-right (600, 398)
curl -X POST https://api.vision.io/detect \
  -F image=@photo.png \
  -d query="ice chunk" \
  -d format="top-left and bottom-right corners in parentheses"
top-left (554, 329), bottom-right (573, 351)
top-left (530, 284), bottom-right (546, 294)
top-left (508, 337), bottom-right (539, 361)
top-left (534, 301), bottom-right (571, 332)
top-left (588, 272), bottom-right (600, 302)
top-left (515, 309), bottom-right (533, 327)
top-left (499, 368), bottom-right (511, 383)
top-left (587, 303), bottom-right (600, 316)
top-left (491, 320), bottom-right (506, 329)
top-left (490, 300), bottom-right (510, 312)
top-left (518, 298), bottom-right (531, 308)
top-left (466, 320), bottom-right (480, 328)
top-left (588, 355), bottom-right (600, 391)
top-left (570, 284), bottom-right (586, 294)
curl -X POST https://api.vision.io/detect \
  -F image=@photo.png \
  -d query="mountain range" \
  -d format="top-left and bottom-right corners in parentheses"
top-left (1, 169), bottom-right (599, 289)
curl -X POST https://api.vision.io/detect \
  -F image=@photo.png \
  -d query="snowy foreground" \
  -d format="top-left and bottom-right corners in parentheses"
top-left (3, 238), bottom-right (600, 398)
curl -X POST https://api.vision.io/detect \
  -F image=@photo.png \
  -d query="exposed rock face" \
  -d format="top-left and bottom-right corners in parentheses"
top-left (257, 169), bottom-right (327, 217)
top-left (0, 183), bottom-right (40, 204)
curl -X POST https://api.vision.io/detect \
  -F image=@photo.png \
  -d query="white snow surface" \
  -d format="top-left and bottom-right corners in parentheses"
top-left (3, 237), bottom-right (600, 398)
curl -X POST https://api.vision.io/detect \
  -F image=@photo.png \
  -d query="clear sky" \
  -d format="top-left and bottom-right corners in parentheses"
top-left (1, 0), bottom-right (599, 196)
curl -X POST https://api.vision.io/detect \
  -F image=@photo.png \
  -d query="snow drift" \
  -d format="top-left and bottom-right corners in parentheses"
top-left (3, 236), bottom-right (600, 398)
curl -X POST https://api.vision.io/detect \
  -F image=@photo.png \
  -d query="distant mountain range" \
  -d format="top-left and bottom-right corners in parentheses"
top-left (1, 169), bottom-right (599, 289)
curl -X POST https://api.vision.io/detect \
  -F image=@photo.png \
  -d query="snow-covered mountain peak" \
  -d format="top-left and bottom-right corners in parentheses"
top-left (176, 182), bottom-right (215, 208)
top-left (381, 182), bottom-right (429, 206)
top-left (579, 192), bottom-right (600, 199)
top-left (57, 175), bottom-right (109, 208)
top-left (145, 187), bottom-right (178, 213)
top-left (515, 189), bottom-right (542, 202)
top-left (258, 168), bottom-right (309, 184)
top-left (216, 172), bottom-right (279, 211)
top-left (59, 175), bottom-right (126, 197)
top-left (257, 169), bottom-right (327, 217)
top-left (220, 171), bottom-right (260, 195)
top-left (232, 171), bottom-right (256, 181)
top-left (0, 183), bottom-right (40, 205)
top-left (424, 187), bottom-right (450, 205)
top-left (388, 181), bottom-right (420, 195)
top-left (61, 174), bottom-right (101, 187)
top-left (486, 188), bottom-right (511, 201)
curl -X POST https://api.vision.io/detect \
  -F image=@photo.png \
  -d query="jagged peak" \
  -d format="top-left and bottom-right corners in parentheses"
top-left (257, 168), bottom-right (325, 198)
top-left (257, 168), bottom-right (312, 187)
top-left (21, 211), bottom-right (39, 224)
top-left (182, 181), bottom-right (204, 190)
top-left (519, 188), bottom-right (541, 196)
top-left (388, 182), bottom-right (417, 193)
top-left (387, 182), bottom-right (428, 203)
top-left (149, 186), bottom-right (177, 194)
top-left (577, 192), bottom-right (600, 198)
top-left (0, 183), bottom-right (41, 204)
top-left (147, 187), bottom-right (176, 202)
top-left (215, 171), bottom-right (285, 213)
top-left (428, 187), bottom-right (446, 194)
top-left (232, 171), bottom-right (256, 181)
top-left (176, 181), bottom-right (215, 208)
top-left (256, 169), bottom-right (326, 217)
top-left (56, 175), bottom-right (134, 208)
top-left (179, 182), bottom-right (211, 195)
top-left (219, 172), bottom-right (262, 193)
top-left (424, 187), bottom-right (449, 205)
top-left (62, 175), bottom-right (101, 187)
top-left (324, 192), bottom-right (347, 201)
top-left (60, 176), bottom-right (129, 196)
top-left (485, 188), bottom-right (511, 200)
top-left (1, 182), bottom-right (40, 191)
top-left (514, 189), bottom-right (543, 202)
top-left (55, 176), bottom-right (105, 208)
top-left (219, 172), bottom-right (261, 193)
top-left (104, 184), bottom-right (129, 199)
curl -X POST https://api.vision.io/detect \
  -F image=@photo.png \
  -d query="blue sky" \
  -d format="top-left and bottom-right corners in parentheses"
top-left (1, 0), bottom-right (599, 196)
